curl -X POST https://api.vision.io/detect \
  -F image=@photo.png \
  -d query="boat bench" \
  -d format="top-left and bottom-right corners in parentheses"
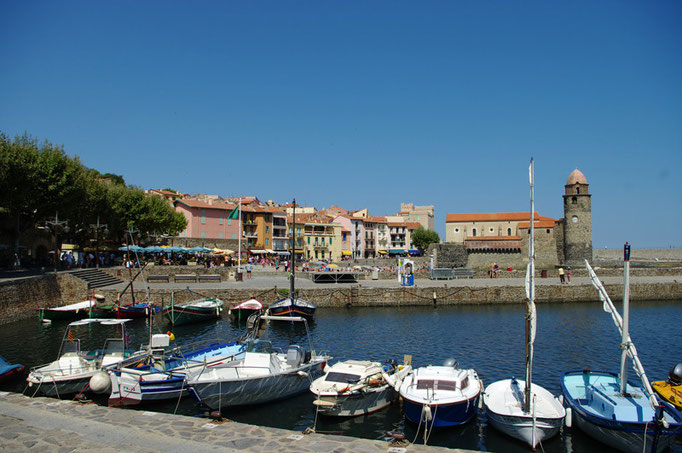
top-left (148, 274), bottom-right (170, 282)
top-left (174, 274), bottom-right (197, 282)
top-left (198, 274), bottom-right (221, 282)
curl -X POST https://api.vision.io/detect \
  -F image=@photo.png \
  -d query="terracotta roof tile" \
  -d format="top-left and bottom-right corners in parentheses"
top-left (446, 212), bottom-right (541, 222)
top-left (518, 219), bottom-right (556, 229)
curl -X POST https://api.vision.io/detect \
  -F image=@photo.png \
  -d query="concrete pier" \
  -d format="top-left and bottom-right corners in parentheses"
top-left (0, 391), bottom-right (473, 453)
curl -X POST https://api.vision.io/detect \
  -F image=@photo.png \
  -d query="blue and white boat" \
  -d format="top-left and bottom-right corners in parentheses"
top-left (399, 358), bottom-right (483, 428)
top-left (93, 334), bottom-right (246, 406)
top-left (267, 297), bottom-right (316, 320)
top-left (561, 244), bottom-right (682, 453)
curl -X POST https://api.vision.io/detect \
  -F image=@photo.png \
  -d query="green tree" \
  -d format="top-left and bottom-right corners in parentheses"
top-left (0, 132), bottom-right (88, 257)
top-left (411, 227), bottom-right (440, 253)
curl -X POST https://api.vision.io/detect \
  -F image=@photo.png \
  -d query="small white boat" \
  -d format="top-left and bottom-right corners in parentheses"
top-left (310, 359), bottom-right (412, 417)
top-left (483, 158), bottom-right (566, 449)
top-left (399, 358), bottom-right (483, 428)
top-left (27, 318), bottom-right (134, 397)
top-left (228, 298), bottom-right (263, 322)
top-left (186, 315), bottom-right (329, 410)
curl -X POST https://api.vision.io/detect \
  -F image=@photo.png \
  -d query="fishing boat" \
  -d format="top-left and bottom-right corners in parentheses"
top-left (86, 294), bottom-right (118, 318)
top-left (399, 358), bottom-right (483, 428)
top-left (26, 318), bottom-right (135, 397)
top-left (116, 302), bottom-right (158, 319)
top-left (228, 298), bottom-right (263, 322)
top-left (186, 314), bottom-right (329, 410)
top-left (0, 355), bottom-right (24, 383)
top-left (37, 298), bottom-right (95, 322)
top-left (483, 158), bottom-right (566, 449)
top-left (652, 364), bottom-right (682, 411)
top-left (161, 290), bottom-right (223, 326)
top-left (94, 334), bottom-right (246, 406)
top-left (310, 358), bottom-right (412, 417)
top-left (267, 198), bottom-right (316, 320)
top-left (561, 244), bottom-right (682, 453)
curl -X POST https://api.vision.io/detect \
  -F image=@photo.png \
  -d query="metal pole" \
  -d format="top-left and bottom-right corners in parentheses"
top-left (620, 242), bottom-right (631, 394)
top-left (525, 157), bottom-right (535, 413)
top-left (290, 199), bottom-right (296, 301)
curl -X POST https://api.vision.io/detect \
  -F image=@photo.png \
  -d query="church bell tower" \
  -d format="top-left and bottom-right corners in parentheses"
top-left (563, 169), bottom-right (593, 265)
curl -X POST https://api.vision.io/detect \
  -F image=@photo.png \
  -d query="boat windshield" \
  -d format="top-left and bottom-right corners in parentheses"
top-left (246, 341), bottom-right (273, 354)
top-left (325, 372), bottom-right (361, 384)
top-left (416, 379), bottom-right (458, 391)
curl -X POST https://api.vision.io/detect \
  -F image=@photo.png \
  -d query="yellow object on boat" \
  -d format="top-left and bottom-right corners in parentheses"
top-left (652, 380), bottom-right (682, 410)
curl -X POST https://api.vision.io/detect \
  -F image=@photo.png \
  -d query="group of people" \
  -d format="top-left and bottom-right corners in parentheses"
top-left (558, 266), bottom-right (572, 284)
top-left (487, 262), bottom-right (499, 278)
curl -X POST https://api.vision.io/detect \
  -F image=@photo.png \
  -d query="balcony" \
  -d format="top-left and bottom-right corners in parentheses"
top-left (313, 243), bottom-right (328, 249)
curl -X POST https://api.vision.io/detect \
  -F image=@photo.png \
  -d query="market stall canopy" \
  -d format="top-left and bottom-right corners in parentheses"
top-left (119, 245), bottom-right (145, 252)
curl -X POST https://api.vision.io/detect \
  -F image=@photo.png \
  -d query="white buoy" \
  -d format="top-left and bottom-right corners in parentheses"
top-left (422, 405), bottom-right (433, 422)
top-left (565, 407), bottom-right (572, 428)
top-left (89, 371), bottom-right (111, 394)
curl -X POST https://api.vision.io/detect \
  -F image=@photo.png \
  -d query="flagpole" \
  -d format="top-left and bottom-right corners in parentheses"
top-left (238, 197), bottom-right (242, 274)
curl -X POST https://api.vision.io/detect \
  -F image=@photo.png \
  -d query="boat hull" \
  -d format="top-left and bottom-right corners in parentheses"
top-left (109, 372), bottom-right (188, 406)
top-left (652, 380), bottom-right (682, 411)
top-left (562, 370), bottom-right (682, 453)
top-left (314, 386), bottom-right (397, 417)
top-left (0, 364), bottom-right (25, 383)
top-left (483, 379), bottom-right (565, 448)
top-left (116, 304), bottom-right (155, 319)
top-left (268, 298), bottom-right (316, 320)
top-left (229, 308), bottom-right (259, 323)
top-left (162, 305), bottom-right (222, 326)
top-left (189, 361), bottom-right (325, 410)
top-left (403, 395), bottom-right (479, 427)
top-left (27, 374), bottom-right (94, 397)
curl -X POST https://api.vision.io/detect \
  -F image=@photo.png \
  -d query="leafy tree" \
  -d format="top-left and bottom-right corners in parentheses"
top-left (411, 227), bottom-right (440, 252)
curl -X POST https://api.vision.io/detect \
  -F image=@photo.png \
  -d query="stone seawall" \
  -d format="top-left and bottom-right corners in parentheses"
top-left (101, 281), bottom-right (682, 309)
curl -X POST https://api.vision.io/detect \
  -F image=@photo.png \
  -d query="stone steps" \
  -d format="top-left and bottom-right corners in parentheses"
top-left (69, 269), bottom-right (123, 289)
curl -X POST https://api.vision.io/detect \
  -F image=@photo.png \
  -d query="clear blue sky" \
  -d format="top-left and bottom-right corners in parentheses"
top-left (2, 1), bottom-right (680, 248)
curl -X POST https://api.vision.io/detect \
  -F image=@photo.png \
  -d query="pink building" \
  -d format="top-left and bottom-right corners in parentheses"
top-left (174, 199), bottom-right (239, 240)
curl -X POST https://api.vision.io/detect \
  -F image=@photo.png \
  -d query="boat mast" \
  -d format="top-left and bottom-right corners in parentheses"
top-left (619, 242), bottom-right (630, 394)
top-left (290, 199), bottom-right (296, 301)
top-left (237, 197), bottom-right (242, 274)
top-left (525, 157), bottom-right (535, 413)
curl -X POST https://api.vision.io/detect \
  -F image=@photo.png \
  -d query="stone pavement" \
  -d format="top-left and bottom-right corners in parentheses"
top-left (0, 391), bottom-right (475, 453)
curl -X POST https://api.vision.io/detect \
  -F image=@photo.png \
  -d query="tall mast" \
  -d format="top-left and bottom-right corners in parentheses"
top-left (620, 242), bottom-right (631, 394)
top-left (290, 199), bottom-right (296, 301)
top-left (237, 197), bottom-right (242, 274)
top-left (525, 157), bottom-right (535, 413)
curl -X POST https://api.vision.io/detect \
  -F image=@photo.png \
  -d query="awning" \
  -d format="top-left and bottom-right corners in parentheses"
top-left (61, 243), bottom-right (78, 250)
top-left (377, 250), bottom-right (388, 255)
top-left (408, 249), bottom-right (421, 255)
top-left (388, 249), bottom-right (406, 254)
top-left (250, 249), bottom-right (267, 254)
top-left (275, 251), bottom-right (290, 255)
top-left (265, 249), bottom-right (274, 253)
top-left (342, 250), bottom-right (352, 256)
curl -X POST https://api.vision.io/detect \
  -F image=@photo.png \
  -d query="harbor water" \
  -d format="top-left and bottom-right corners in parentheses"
top-left (1, 300), bottom-right (681, 452)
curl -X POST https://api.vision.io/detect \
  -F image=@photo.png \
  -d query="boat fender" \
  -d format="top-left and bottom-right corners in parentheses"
top-left (558, 394), bottom-right (564, 404)
top-left (89, 371), bottom-right (111, 394)
top-left (565, 407), bottom-right (572, 428)
top-left (382, 371), bottom-right (397, 389)
top-left (422, 405), bottom-right (432, 422)
top-left (297, 371), bottom-right (309, 377)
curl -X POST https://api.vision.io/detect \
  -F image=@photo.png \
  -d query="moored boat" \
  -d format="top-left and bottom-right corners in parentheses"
top-left (0, 355), bottom-right (24, 383)
top-left (186, 314), bottom-right (329, 410)
top-left (310, 358), bottom-right (411, 417)
top-left (37, 299), bottom-right (95, 322)
top-left (161, 291), bottom-right (223, 326)
top-left (26, 318), bottom-right (135, 397)
top-left (229, 298), bottom-right (263, 322)
top-left (652, 363), bottom-right (682, 411)
top-left (267, 297), bottom-right (316, 320)
top-left (561, 245), bottom-right (682, 452)
top-left (483, 158), bottom-right (566, 449)
top-left (399, 358), bottom-right (483, 428)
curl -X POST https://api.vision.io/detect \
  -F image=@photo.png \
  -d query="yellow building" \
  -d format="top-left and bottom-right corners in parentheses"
top-left (292, 213), bottom-right (343, 262)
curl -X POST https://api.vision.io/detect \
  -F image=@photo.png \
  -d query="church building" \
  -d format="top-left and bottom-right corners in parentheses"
top-left (442, 169), bottom-right (593, 269)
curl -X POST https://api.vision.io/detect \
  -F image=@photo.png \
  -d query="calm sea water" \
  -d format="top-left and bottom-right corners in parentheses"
top-left (1, 300), bottom-right (681, 452)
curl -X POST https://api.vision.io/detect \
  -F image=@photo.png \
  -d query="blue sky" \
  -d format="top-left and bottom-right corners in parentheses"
top-left (1, 1), bottom-right (680, 248)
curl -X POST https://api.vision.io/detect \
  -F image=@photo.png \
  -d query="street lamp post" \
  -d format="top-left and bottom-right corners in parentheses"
top-left (89, 216), bottom-right (108, 269)
top-left (45, 212), bottom-right (69, 273)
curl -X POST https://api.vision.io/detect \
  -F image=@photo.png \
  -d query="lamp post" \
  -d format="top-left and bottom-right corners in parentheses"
top-left (89, 216), bottom-right (108, 269)
top-left (45, 212), bottom-right (69, 273)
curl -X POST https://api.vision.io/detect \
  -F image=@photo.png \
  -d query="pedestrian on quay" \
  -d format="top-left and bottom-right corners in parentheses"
top-left (246, 262), bottom-right (252, 278)
top-left (566, 266), bottom-right (571, 283)
top-left (558, 266), bottom-right (565, 284)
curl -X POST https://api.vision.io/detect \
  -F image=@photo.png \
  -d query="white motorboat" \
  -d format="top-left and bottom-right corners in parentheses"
top-left (27, 318), bottom-right (134, 397)
top-left (310, 359), bottom-right (412, 417)
top-left (399, 358), bottom-right (483, 428)
top-left (186, 315), bottom-right (329, 410)
top-left (483, 158), bottom-right (566, 449)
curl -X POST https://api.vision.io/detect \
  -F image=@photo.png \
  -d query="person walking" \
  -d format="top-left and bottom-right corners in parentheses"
top-left (566, 266), bottom-right (572, 283)
top-left (558, 266), bottom-right (565, 284)
top-left (246, 262), bottom-right (253, 278)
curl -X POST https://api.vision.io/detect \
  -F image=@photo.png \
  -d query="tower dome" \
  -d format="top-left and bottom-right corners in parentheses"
top-left (566, 169), bottom-right (588, 185)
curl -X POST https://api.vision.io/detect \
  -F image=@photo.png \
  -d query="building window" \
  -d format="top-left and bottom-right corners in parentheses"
top-left (219, 217), bottom-right (223, 225)
top-left (329, 238), bottom-right (332, 244)
top-left (227, 219), bottom-right (231, 226)
top-left (307, 237), bottom-right (310, 244)
top-left (489, 227), bottom-right (494, 232)
top-left (546, 229), bottom-right (551, 234)
top-left (265, 226), bottom-right (269, 234)
top-left (507, 228), bottom-right (512, 236)
top-left (218, 232), bottom-right (223, 239)
top-left (472, 228), bottom-right (477, 237)
top-left (265, 238), bottom-right (269, 246)
top-left (201, 231), bottom-right (205, 238)
top-left (455, 228), bottom-right (459, 233)
top-left (232, 233), bottom-right (236, 239)
top-left (576, 187), bottom-right (580, 194)
top-left (572, 197), bottom-right (577, 204)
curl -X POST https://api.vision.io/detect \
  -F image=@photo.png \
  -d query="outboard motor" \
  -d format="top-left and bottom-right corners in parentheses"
top-left (442, 358), bottom-right (459, 369)
top-left (669, 363), bottom-right (682, 385)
